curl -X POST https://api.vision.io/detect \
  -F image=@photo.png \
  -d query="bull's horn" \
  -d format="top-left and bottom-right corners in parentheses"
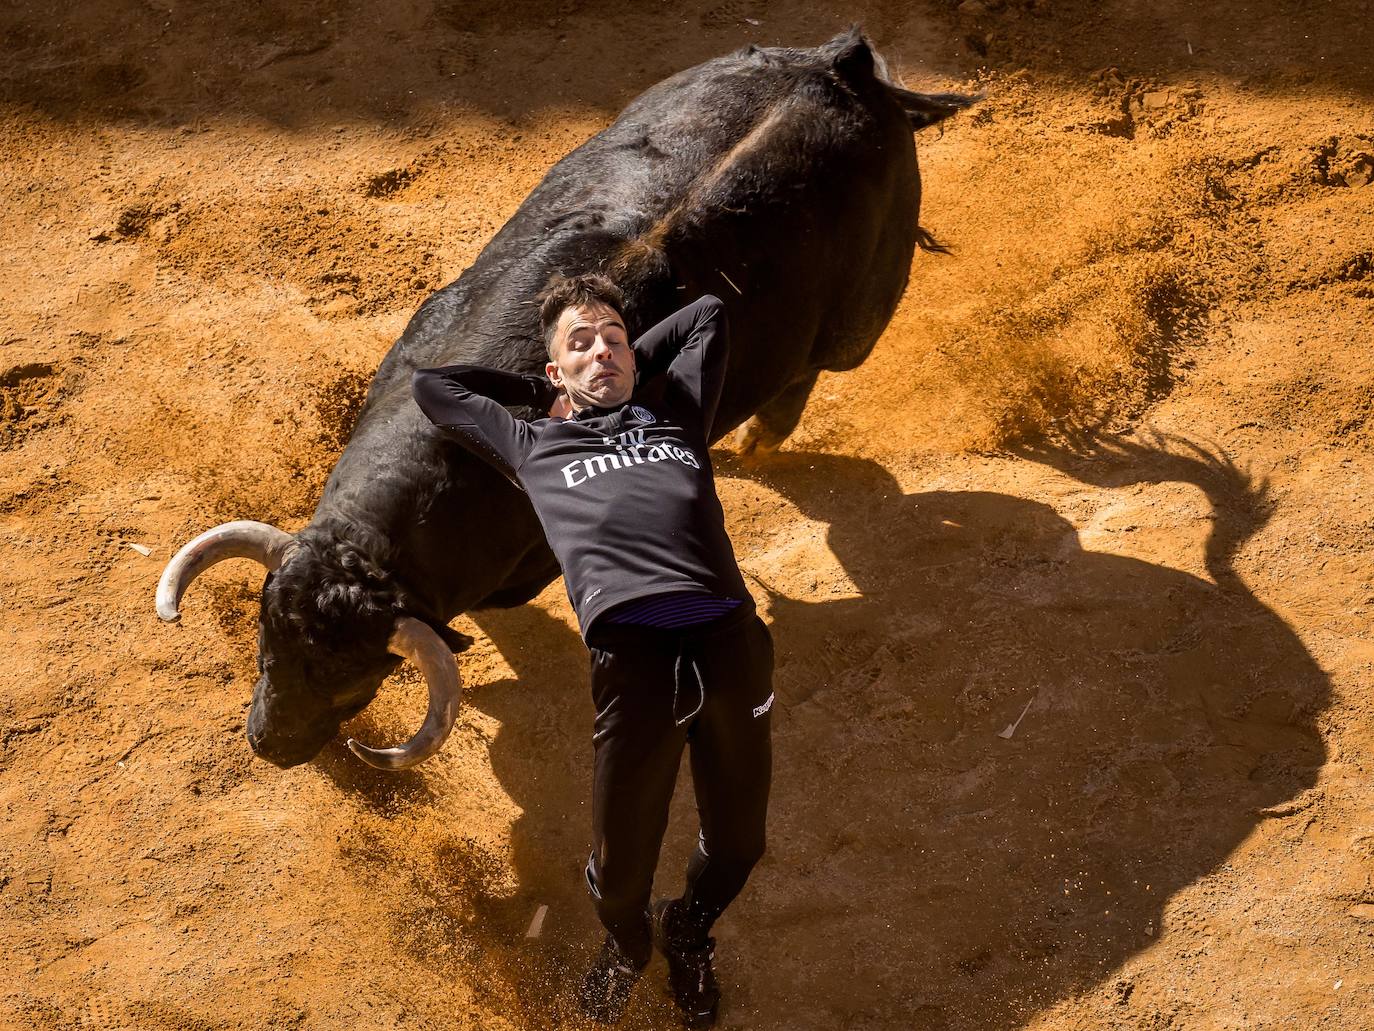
top-left (347, 616), bottom-right (462, 771)
top-left (156, 520), bottom-right (297, 622)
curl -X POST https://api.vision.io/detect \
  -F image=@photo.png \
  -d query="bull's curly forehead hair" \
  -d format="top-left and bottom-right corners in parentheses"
top-left (537, 272), bottom-right (626, 356)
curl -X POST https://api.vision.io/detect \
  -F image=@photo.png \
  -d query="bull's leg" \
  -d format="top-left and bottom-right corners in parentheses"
top-left (734, 371), bottom-right (820, 459)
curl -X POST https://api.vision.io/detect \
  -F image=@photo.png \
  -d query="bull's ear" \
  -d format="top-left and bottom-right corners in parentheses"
top-left (432, 623), bottom-right (475, 654)
top-left (824, 24), bottom-right (873, 79)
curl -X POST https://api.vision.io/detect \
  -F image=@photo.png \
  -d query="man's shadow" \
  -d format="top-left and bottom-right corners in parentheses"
top-left (330, 436), bottom-right (1329, 1030)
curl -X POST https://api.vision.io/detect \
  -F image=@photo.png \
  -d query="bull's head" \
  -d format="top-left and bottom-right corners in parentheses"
top-left (156, 520), bottom-right (465, 771)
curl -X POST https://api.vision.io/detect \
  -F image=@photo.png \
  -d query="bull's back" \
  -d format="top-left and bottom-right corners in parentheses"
top-left (370, 37), bottom-right (916, 415)
top-left (603, 45), bottom-right (920, 433)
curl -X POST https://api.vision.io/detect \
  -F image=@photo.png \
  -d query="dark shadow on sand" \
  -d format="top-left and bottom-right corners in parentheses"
top-left (4, 0), bottom-right (1368, 130)
top-left (699, 441), bottom-right (1327, 1030)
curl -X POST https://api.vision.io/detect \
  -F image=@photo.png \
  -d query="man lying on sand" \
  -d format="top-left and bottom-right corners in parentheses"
top-left (413, 272), bottom-right (774, 1028)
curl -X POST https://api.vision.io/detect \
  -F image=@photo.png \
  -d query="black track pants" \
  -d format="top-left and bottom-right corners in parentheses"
top-left (582, 606), bottom-right (775, 968)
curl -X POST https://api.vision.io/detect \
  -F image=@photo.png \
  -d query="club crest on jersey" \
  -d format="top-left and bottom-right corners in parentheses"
top-left (629, 405), bottom-right (655, 424)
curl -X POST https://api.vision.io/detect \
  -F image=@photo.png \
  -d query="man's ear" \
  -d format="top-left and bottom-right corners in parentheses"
top-left (546, 360), bottom-right (562, 388)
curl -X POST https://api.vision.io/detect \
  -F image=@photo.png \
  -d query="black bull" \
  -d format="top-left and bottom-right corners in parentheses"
top-left (156, 28), bottom-right (976, 769)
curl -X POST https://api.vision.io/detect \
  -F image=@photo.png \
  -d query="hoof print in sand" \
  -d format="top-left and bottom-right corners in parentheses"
top-left (0, 361), bottom-right (80, 450)
top-left (1311, 134), bottom-right (1374, 188)
top-left (362, 166), bottom-right (418, 199)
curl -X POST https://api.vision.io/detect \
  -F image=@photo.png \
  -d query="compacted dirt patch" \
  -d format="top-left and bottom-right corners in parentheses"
top-left (2, 1), bottom-right (1372, 1028)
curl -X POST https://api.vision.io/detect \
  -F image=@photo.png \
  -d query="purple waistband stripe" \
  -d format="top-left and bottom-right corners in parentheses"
top-left (604, 590), bottom-right (744, 628)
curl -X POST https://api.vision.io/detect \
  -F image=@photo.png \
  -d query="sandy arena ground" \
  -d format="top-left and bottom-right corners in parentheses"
top-left (2, 1), bottom-right (1372, 1028)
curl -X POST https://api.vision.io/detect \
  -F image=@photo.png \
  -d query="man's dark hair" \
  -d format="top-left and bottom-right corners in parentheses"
top-left (537, 272), bottom-right (626, 356)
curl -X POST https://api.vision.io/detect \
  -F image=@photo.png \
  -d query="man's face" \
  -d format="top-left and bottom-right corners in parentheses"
top-left (546, 301), bottom-right (636, 411)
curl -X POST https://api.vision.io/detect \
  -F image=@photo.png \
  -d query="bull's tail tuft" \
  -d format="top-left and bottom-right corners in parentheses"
top-left (915, 225), bottom-right (953, 255)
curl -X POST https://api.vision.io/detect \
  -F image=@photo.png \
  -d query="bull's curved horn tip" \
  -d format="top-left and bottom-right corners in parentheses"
top-left (344, 616), bottom-right (463, 771)
top-left (154, 520), bottom-right (295, 625)
top-left (345, 738), bottom-right (373, 763)
top-left (345, 738), bottom-right (409, 771)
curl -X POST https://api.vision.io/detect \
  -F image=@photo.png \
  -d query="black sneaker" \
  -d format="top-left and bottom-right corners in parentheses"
top-left (577, 935), bottom-right (644, 1024)
top-left (650, 898), bottom-right (720, 1029)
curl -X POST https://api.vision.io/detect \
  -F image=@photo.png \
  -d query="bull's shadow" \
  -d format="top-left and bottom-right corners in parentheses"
top-left (700, 443), bottom-right (1327, 1031)
top-left (366, 439), bottom-right (1327, 1030)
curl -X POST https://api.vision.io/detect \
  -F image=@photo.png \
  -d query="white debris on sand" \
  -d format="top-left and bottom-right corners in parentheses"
top-left (526, 904), bottom-right (549, 939)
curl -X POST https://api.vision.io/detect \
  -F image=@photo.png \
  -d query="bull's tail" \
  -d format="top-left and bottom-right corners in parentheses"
top-left (915, 226), bottom-right (953, 255)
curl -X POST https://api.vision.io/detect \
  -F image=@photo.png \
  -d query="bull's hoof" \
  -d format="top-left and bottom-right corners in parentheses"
top-left (734, 417), bottom-right (783, 461)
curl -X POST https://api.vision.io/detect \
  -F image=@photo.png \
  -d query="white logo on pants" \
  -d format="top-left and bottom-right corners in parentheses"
top-left (752, 692), bottom-right (774, 719)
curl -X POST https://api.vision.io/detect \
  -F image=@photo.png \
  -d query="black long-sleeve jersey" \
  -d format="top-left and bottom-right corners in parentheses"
top-left (412, 295), bottom-right (753, 640)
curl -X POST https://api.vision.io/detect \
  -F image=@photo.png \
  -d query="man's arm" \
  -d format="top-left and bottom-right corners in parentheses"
top-left (421, 364), bottom-right (561, 410)
top-left (412, 365), bottom-right (552, 486)
top-left (631, 294), bottom-right (730, 435)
